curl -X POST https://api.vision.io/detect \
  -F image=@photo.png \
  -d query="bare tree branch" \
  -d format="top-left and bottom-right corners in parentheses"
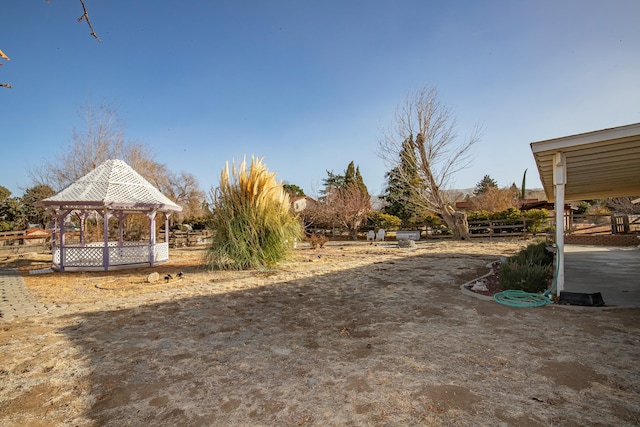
top-left (77, 0), bottom-right (101, 42)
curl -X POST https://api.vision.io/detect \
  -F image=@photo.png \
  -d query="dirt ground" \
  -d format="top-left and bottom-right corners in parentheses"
top-left (1, 239), bottom-right (639, 426)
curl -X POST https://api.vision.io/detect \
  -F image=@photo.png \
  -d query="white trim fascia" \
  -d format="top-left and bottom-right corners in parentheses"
top-left (530, 122), bottom-right (640, 154)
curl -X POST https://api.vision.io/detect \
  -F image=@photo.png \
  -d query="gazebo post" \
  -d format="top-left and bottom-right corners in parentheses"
top-left (51, 211), bottom-right (57, 248)
top-left (103, 208), bottom-right (110, 271)
top-left (58, 209), bottom-right (72, 272)
top-left (117, 212), bottom-right (125, 246)
top-left (79, 211), bottom-right (86, 246)
top-left (164, 213), bottom-right (170, 245)
top-left (148, 210), bottom-right (157, 267)
top-left (53, 210), bottom-right (62, 272)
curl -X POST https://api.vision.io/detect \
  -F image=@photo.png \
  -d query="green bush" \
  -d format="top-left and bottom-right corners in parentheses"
top-left (523, 209), bottom-right (549, 233)
top-left (513, 240), bottom-right (554, 266)
top-left (0, 221), bottom-right (13, 232)
top-left (490, 207), bottom-right (522, 222)
top-left (498, 259), bottom-right (552, 293)
top-left (367, 212), bottom-right (401, 231)
top-left (498, 240), bottom-right (554, 292)
top-left (424, 214), bottom-right (443, 228)
top-left (467, 210), bottom-right (490, 221)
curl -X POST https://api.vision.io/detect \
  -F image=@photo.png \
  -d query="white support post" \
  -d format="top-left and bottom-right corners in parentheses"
top-left (58, 209), bottom-right (72, 272)
top-left (78, 211), bottom-right (86, 246)
top-left (103, 208), bottom-right (110, 271)
top-left (117, 212), bottom-right (125, 246)
top-left (165, 213), bottom-right (171, 245)
top-left (553, 152), bottom-right (567, 296)
top-left (148, 210), bottom-right (157, 266)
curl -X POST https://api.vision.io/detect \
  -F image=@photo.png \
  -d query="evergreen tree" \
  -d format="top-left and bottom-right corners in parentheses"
top-left (355, 166), bottom-right (369, 196)
top-left (22, 184), bottom-right (55, 226)
top-left (282, 183), bottom-right (305, 197)
top-left (382, 137), bottom-right (424, 227)
top-left (344, 161), bottom-right (356, 186)
top-left (473, 175), bottom-right (498, 196)
top-left (314, 161), bottom-right (371, 239)
top-left (321, 170), bottom-right (345, 194)
top-left (0, 185), bottom-right (10, 203)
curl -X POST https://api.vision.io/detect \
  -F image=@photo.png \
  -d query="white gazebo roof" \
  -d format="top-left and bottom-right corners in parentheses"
top-left (37, 159), bottom-right (182, 212)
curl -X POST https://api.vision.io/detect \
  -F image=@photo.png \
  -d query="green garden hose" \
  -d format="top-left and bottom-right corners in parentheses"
top-left (493, 290), bottom-right (552, 307)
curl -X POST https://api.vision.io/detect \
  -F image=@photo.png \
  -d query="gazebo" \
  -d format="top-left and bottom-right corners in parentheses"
top-left (35, 159), bottom-right (182, 272)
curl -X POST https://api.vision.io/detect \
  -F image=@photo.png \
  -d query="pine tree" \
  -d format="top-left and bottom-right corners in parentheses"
top-left (473, 175), bottom-right (498, 196)
top-left (382, 136), bottom-right (425, 227)
top-left (355, 166), bottom-right (369, 197)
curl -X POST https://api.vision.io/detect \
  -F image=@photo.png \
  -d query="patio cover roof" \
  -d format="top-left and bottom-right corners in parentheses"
top-left (36, 159), bottom-right (182, 212)
top-left (530, 122), bottom-right (640, 202)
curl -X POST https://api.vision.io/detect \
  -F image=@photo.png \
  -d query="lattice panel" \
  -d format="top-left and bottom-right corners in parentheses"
top-left (64, 246), bottom-right (104, 267)
top-left (154, 242), bottom-right (169, 262)
top-left (53, 241), bottom-right (169, 268)
top-left (109, 244), bottom-right (149, 265)
top-left (52, 246), bottom-right (61, 265)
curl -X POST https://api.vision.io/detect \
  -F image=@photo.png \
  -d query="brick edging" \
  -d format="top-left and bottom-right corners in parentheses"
top-left (564, 234), bottom-right (640, 246)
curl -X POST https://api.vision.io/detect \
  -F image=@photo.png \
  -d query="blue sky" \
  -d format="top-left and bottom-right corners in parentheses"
top-left (1, 0), bottom-right (639, 199)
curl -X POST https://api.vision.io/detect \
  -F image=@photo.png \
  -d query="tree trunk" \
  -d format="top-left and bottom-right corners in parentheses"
top-left (442, 209), bottom-right (471, 241)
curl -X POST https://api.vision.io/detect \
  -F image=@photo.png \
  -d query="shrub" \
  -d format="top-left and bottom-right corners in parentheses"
top-left (498, 259), bottom-right (552, 293)
top-left (513, 240), bottom-right (554, 266)
top-left (206, 157), bottom-right (303, 270)
top-left (498, 240), bottom-right (554, 293)
top-left (467, 210), bottom-right (490, 221)
top-left (523, 209), bottom-right (549, 233)
top-left (424, 214), bottom-right (443, 228)
top-left (367, 212), bottom-right (401, 231)
top-left (309, 233), bottom-right (328, 249)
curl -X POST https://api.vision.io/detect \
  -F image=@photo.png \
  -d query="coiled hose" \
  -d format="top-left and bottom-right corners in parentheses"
top-left (493, 290), bottom-right (552, 307)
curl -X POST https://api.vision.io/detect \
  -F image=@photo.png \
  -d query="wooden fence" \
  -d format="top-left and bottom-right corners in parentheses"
top-left (421, 218), bottom-right (536, 239)
top-left (168, 230), bottom-right (212, 248)
top-left (0, 229), bottom-right (51, 256)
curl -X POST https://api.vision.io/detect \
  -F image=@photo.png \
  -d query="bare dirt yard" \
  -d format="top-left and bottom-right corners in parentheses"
top-left (1, 239), bottom-right (639, 426)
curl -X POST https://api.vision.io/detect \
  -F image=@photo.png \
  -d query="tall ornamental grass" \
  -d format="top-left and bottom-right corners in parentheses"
top-left (206, 157), bottom-right (303, 270)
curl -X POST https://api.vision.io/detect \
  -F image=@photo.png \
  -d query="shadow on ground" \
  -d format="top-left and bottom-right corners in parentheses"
top-left (3, 248), bottom-right (640, 426)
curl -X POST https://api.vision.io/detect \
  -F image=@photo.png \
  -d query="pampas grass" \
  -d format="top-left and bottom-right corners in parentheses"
top-left (206, 157), bottom-right (303, 270)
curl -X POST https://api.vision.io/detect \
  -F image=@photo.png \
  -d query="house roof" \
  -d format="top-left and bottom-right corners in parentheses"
top-left (531, 123), bottom-right (640, 202)
top-left (36, 159), bottom-right (182, 212)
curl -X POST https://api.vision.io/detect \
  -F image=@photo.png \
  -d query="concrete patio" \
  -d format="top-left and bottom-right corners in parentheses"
top-left (564, 244), bottom-right (640, 308)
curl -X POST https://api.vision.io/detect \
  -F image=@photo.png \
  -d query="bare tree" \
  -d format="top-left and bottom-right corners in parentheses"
top-left (163, 171), bottom-right (206, 223)
top-left (308, 184), bottom-right (372, 240)
top-left (379, 85), bottom-right (482, 240)
top-left (606, 196), bottom-right (640, 215)
top-left (30, 102), bottom-right (205, 225)
top-left (31, 102), bottom-right (155, 190)
top-left (468, 186), bottom-right (519, 212)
